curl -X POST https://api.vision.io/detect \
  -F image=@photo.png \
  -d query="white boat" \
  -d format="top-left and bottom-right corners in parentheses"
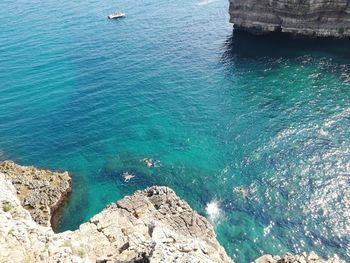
top-left (108, 12), bottom-right (125, 19)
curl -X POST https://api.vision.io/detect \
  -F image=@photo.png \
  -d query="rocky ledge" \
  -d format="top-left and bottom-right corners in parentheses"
top-left (0, 161), bottom-right (344, 262)
top-left (0, 160), bottom-right (71, 227)
top-left (0, 164), bottom-right (231, 263)
top-left (229, 0), bottom-right (350, 38)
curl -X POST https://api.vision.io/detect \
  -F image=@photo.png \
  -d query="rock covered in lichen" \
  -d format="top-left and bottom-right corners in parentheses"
top-left (0, 161), bottom-right (71, 227)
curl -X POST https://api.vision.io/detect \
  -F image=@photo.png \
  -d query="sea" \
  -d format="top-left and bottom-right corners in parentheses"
top-left (0, 0), bottom-right (349, 262)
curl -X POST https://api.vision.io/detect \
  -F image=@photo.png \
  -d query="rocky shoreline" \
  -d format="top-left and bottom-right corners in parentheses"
top-left (229, 0), bottom-right (350, 38)
top-left (0, 161), bottom-right (71, 229)
top-left (0, 161), bottom-right (344, 262)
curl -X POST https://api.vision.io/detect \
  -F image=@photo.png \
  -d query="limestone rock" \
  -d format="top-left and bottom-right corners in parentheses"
top-left (0, 162), bottom-right (345, 263)
top-left (229, 0), bottom-right (350, 38)
top-left (68, 186), bottom-right (233, 262)
top-left (0, 168), bottom-right (232, 263)
top-left (0, 160), bottom-right (71, 227)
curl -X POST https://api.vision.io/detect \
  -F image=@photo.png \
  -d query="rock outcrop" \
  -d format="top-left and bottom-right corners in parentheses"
top-left (0, 161), bottom-right (344, 262)
top-left (229, 0), bottom-right (350, 37)
top-left (0, 168), bottom-right (232, 262)
top-left (0, 160), bottom-right (71, 227)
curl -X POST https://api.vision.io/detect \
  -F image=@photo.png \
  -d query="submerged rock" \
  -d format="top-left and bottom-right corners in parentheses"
top-left (229, 0), bottom-right (350, 38)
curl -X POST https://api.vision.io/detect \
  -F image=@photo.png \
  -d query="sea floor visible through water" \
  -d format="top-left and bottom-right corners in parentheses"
top-left (1, 0), bottom-right (350, 262)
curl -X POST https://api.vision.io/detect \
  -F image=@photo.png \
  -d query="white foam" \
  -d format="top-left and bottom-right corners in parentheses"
top-left (206, 199), bottom-right (221, 222)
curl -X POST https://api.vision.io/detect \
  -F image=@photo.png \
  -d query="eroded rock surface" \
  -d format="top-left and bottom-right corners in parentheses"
top-left (0, 160), bottom-right (71, 227)
top-left (229, 0), bottom-right (350, 37)
top-left (0, 171), bottom-right (232, 262)
top-left (0, 162), bottom-right (345, 263)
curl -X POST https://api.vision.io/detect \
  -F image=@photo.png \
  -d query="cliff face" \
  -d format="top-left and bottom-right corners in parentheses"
top-left (0, 161), bottom-right (71, 228)
top-left (0, 161), bottom-right (345, 262)
top-left (229, 0), bottom-right (350, 37)
top-left (0, 165), bottom-right (232, 263)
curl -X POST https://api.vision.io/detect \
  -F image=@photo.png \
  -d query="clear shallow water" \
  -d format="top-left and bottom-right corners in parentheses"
top-left (1, 0), bottom-right (350, 262)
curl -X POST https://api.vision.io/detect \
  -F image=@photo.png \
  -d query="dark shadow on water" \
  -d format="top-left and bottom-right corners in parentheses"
top-left (218, 29), bottom-right (350, 117)
top-left (58, 173), bottom-right (90, 232)
top-left (221, 30), bottom-right (350, 62)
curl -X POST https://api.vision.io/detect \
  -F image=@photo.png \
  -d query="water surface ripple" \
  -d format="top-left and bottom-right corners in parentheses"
top-left (1, 0), bottom-right (350, 262)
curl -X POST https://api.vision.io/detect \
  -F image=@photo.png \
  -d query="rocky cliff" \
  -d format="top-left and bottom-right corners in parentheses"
top-left (229, 0), bottom-right (350, 37)
top-left (0, 161), bottom-right (344, 262)
top-left (0, 161), bottom-right (71, 228)
top-left (0, 163), bottom-right (232, 263)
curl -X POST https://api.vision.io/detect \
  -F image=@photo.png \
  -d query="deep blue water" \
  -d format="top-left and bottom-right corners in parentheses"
top-left (1, 0), bottom-right (350, 262)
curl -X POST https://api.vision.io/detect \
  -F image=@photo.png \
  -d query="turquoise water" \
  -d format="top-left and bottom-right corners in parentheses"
top-left (1, 0), bottom-right (350, 262)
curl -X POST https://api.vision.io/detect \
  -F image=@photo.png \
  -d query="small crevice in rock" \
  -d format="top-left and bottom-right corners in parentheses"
top-left (119, 242), bottom-right (130, 254)
top-left (133, 253), bottom-right (150, 263)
